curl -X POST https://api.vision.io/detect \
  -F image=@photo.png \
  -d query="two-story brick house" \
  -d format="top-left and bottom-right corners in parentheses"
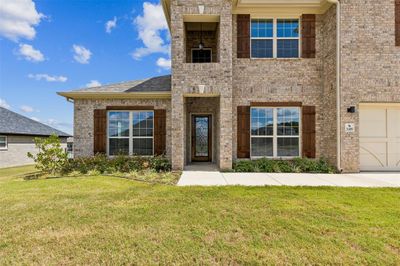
top-left (59, 0), bottom-right (400, 172)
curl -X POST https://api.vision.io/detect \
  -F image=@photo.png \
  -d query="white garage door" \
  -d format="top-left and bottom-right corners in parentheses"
top-left (359, 104), bottom-right (400, 171)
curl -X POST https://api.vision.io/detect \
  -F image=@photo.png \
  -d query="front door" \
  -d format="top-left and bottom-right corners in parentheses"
top-left (192, 115), bottom-right (212, 162)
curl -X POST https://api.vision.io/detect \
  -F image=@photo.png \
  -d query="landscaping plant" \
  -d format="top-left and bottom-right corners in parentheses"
top-left (233, 157), bottom-right (337, 173)
top-left (27, 134), bottom-right (68, 175)
top-left (60, 154), bottom-right (172, 175)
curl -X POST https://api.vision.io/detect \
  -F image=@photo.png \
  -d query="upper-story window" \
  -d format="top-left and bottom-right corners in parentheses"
top-left (192, 48), bottom-right (212, 63)
top-left (251, 18), bottom-right (300, 58)
top-left (185, 22), bottom-right (220, 63)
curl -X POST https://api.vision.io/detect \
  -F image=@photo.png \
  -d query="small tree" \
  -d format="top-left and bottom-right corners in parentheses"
top-left (27, 134), bottom-right (68, 175)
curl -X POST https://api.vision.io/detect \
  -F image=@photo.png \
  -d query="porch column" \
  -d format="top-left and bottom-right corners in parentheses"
top-left (171, 94), bottom-right (185, 170)
top-left (219, 95), bottom-right (233, 170)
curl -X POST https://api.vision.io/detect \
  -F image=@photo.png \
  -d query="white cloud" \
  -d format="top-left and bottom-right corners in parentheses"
top-left (18, 43), bottom-right (44, 62)
top-left (0, 0), bottom-right (44, 41)
top-left (72, 44), bottom-right (92, 64)
top-left (20, 105), bottom-right (34, 113)
top-left (28, 73), bottom-right (67, 82)
top-left (45, 118), bottom-right (72, 133)
top-left (156, 57), bottom-right (171, 70)
top-left (132, 2), bottom-right (170, 60)
top-left (105, 16), bottom-right (117, 33)
top-left (0, 98), bottom-right (10, 109)
top-left (86, 80), bottom-right (101, 88)
top-left (30, 116), bottom-right (40, 122)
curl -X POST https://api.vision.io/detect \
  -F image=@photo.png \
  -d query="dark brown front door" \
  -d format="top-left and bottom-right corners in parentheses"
top-left (191, 115), bottom-right (212, 162)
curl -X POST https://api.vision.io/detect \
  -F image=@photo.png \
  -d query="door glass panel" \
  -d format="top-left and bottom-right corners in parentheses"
top-left (195, 117), bottom-right (209, 157)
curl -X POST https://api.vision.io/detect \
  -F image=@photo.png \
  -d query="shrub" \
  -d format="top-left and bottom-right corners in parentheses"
top-left (255, 158), bottom-right (274, 172)
top-left (60, 155), bottom-right (172, 175)
top-left (150, 156), bottom-right (172, 172)
top-left (273, 160), bottom-right (293, 173)
top-left (233, 157), bottom-right (336, 173)
top-left (234, 160), bottom-right (256, 172)
top-left (27, 134), bottom-right (68, 175)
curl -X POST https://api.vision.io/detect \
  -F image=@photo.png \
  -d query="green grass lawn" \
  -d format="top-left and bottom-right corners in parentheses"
top-left (0, 166), bottom-right (399, 265)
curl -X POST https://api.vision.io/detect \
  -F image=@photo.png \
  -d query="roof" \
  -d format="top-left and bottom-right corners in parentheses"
top-left (58, 75), bottom-right (171, 100)
top-left (0, 107), bottom-right (71, 137)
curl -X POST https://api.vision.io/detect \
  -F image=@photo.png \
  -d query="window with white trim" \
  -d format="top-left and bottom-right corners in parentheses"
top-left (251, 107), bottom-right (300, 158)
top-left (0, 136), bottom-right (7, 150)
top-left (251, 18), bottom-right (300, 58)
top-left (108, 111), bottom-right (154, 156)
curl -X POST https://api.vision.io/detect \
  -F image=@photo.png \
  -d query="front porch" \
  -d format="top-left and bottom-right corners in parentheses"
top-left (185, 97), bottom-right (220, 166)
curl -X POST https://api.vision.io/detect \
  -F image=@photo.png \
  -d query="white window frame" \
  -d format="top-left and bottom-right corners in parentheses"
top-left (191, 48), bottom-right (213, 63)
top-left (250, 17), bottom-right (301, 59)
top-left (0, 136), bottom-right (7, 150)
top-left (250, 107), bottom-right (302, 159)
top-left (107, 110), bottom-right (154, 156)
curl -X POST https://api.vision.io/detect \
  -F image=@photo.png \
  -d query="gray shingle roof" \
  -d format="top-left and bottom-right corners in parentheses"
top-left (71, 75), bottom-right (171, 93)
top-left (0, 107), bottom-right (71, 137)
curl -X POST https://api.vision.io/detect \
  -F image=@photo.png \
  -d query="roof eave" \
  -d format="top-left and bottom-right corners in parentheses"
top-left (0, 132), bottom-right (71, 138)
top-left (161, 0), bottom-right (171, 32)
top-left (57, 91), bottom-right (172, 100)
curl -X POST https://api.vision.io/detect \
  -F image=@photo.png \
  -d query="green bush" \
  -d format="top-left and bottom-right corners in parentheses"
top-left (273, 160), bottom-right (293, 173)
top-left (233, 160), bottom-right (256, 172)
top-left (60, 154), bottom-right (172, 175)
top-left (255, 158), bottom-right (274, 172)
top-left (234, 157), bottom-right (336, 173)
top-left (150, 156), bottom-right (172, 172)
top-left (27, 134), bottom-right (68, 175)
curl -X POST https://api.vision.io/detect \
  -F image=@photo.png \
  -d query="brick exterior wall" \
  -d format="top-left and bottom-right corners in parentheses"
top-left (339, 0), bottom-right (400, 172)
top-left (170, 0), bottom-right (233, 170)
top-left (72, 0), bottom-right (399, 173)
top-left (232, 6), bottom-right (337, 165)
top-left (73, 99), bottom-right (171, 158)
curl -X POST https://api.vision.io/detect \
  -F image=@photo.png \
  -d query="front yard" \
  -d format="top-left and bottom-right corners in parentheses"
top-left (0, 166), bottom-right (399, 265)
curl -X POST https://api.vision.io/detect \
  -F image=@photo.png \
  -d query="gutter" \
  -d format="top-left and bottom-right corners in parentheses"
top-left (328, 0), bottom-right (342, 172)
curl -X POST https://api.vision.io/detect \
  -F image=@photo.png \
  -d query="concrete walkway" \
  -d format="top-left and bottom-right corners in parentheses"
top-left (178, 171), bottom-right (400, 187)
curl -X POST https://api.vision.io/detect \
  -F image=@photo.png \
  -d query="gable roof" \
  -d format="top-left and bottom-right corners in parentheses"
top-left (0, 107), bottom-right (71, 137)
top-left (58, 75), bottom-right (171, 100)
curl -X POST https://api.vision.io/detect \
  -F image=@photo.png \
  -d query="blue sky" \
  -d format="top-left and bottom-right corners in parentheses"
top-left (0, 0), bottom-right (170, 134)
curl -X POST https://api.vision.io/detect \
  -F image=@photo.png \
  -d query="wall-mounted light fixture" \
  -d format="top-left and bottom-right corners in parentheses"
top-left (347, 106), bottom-right (356, 113)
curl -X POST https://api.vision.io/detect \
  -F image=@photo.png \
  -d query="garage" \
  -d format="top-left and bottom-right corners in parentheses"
top-left (359, 103), bottom-right (400, 171)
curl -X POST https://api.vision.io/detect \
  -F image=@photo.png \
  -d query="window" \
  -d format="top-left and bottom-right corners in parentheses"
top-left (251, 107), bottom-right (300, 158)
top-left (251, 18), bottom-right (300, 58)
top-left (192, 48), bottom-right (212, 63)
top-left (251, 19), bottom-right (273, 58)
top-left (108, 111), bottom-right (154, 156)
top-left (0, 136), bottom-right (7, 150)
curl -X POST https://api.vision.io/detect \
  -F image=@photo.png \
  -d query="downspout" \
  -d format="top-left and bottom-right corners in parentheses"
top-left (328, 0), bottom-right (342, 172)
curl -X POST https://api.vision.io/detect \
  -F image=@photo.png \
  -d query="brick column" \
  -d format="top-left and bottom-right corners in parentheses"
top-left (171, 94), bottom-right (185, 170)
top-left (219, 95), bottom-right (233, 170)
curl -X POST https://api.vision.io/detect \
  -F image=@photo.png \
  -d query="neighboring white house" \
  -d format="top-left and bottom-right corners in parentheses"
top-left (0, 107), bottom-right (71, 168)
